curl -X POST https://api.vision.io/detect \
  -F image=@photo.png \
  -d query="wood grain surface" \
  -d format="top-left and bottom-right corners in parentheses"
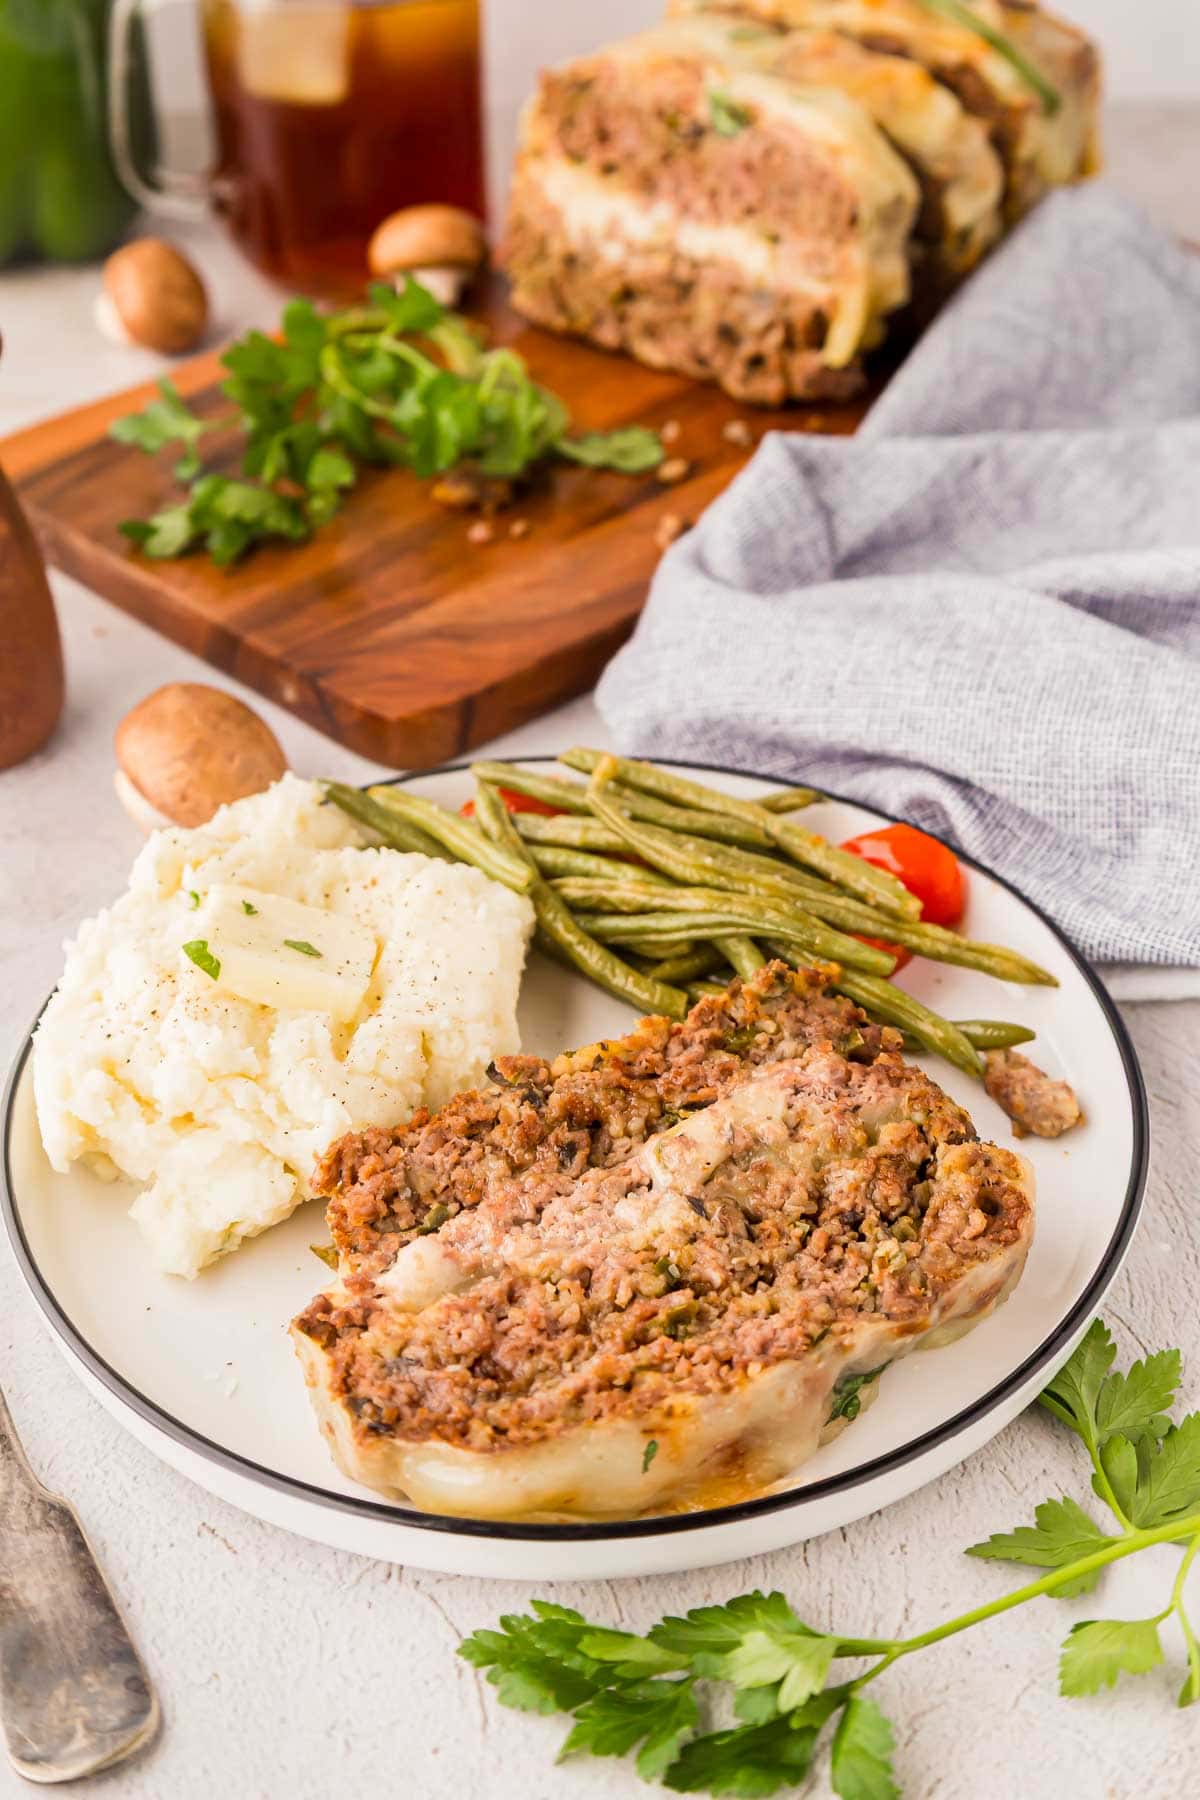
top-left (2, 277), bottom-right (866, 767)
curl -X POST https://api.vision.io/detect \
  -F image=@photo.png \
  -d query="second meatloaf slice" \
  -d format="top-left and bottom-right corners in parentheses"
top-left (502, 23), bottom-right (919, 403)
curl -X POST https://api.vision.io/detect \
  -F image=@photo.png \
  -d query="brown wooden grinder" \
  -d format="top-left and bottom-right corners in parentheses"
top-left (0, 336), bottom-right (64, 769)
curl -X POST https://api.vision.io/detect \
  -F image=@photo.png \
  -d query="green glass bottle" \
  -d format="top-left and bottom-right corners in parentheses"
top-left (0, 0), bottom-right (153, 265)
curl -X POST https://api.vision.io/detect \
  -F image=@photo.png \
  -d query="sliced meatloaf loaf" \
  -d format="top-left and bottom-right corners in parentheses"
top-left (501, 23), bottom-right (920, 403)
top-left (293, 965), bottom-right (1034, 1521)
top-left (671, 0), bottom-right (1101, 219)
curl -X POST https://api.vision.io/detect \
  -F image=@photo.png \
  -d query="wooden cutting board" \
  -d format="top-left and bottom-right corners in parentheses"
top-left (3, 277), bottom-right (866, 767)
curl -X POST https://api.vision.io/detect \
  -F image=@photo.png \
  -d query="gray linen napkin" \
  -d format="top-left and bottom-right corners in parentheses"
top-left (596, 185), bottom-right (1200, 994)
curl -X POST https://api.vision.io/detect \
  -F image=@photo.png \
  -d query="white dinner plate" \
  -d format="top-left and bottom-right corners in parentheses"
top-left (2, 760), bottom-right (1147, 1580)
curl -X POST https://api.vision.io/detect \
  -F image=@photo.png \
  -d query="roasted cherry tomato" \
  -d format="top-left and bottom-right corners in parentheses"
top-left (460, 787), bottom-right (564, 820)
top-left (855, 933), bottom-right (912, 973)
top-left (840, 823), bottom-right (967, 928)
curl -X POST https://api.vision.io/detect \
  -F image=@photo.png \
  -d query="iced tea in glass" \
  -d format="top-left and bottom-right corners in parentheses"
top-left (201, 0), bottom-right (484, 293)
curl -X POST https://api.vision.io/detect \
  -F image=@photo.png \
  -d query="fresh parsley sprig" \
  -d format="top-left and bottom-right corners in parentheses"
top-left (459, 1321), bottom-right (1200, 1796)
top-left (110, 278), bottom-right (664, 565)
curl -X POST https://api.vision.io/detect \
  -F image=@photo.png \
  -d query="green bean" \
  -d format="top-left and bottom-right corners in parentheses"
top-left (757, 786), bottom-right (823, 812)
top-left (322, 782), bottom-right (454, 860)
top-left (528, 844), bottom-right (672, 885)
top-left (695, 848), bottom-right (1056, 983)
top-left (605, 782), bottom-right (778, 849)
top-left (687, 980), bottom-right (730, 1001)
top-left (573, 899), bottom-right (893, 976)
top-left (514, 813), bottom-right (632, 852)
top-left (830, 969), bottom-right (982, 1079)
top-left (365, 786), bottom-right (534, 893)
top-left (470, 762), bottom-right (591, 814)
top-left (620, 933), bottom-right (701, 960)
top-left (715, 935), bottom-right (766, 979)
top-left (952, 1019), bottom-right (1037, 1051)
top-left (551, 878), bottom-right (894, 976)
top-left (896, 1020), bottom-right (1035, 1054)
top-left (670, 829), bottom-right (844, 903)
top-left (647, 945), bottom-right (727, 983)
top-left (565, 747), bottom-right (919, 919)
top-left (474, 758), bottom-right (797, 847)
top-left (473, 780), bottom-right (687, 1019)
top-left (604, 809), bottom-right (1055, 986)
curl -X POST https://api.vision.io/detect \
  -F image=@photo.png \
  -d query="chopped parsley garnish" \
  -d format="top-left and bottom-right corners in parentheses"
top-left (111, 281), bottom-right (664, 565)
top-left (182, 939), bottom-right (220, 981)
top-left (708, 89), bottom-right (754, 137)
top-left (187, 890), bottom-right (200, 909)
top-left (283, 938), bottom-right (322, 957)
top-left (242, 899), bottom-right (258, 915)
top-left (642, 1440), bottom-right (659, 1474)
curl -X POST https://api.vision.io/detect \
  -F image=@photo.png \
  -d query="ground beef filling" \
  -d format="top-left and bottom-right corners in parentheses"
top-left (503, 204), bottom-right (863, 405)
top-left (295, 967), bottom-right (1030, 1455)
top-left (540, 66), bottom-right (862, 245)
top-left (314, 965), bottom-right (891, 1274)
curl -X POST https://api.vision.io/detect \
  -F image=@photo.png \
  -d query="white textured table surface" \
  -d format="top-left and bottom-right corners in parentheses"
top-left (3, 111), bottom-right (1199, 1800)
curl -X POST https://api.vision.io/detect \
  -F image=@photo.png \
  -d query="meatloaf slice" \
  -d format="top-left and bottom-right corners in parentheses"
top-left (670, 0), bottom-right (1101, 219)
top-left (501, 24), bottom-right (919, 403)
top-left (293, 966), bottom-right (1034, 1520)
top-left (667, 15), bottom-right (1005, 285)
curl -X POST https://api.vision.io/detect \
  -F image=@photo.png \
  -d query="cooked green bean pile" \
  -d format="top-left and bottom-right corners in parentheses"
top-left (324, 751), bottom-right (1055, 1085)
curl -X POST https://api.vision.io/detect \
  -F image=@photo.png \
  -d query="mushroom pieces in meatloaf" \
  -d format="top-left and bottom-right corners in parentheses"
top-left (293, 965), bottom-right (1035, 1519)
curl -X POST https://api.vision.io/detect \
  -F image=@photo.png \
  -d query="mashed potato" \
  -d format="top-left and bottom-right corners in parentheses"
top-left (33, 776), bottom-right (534, 1277)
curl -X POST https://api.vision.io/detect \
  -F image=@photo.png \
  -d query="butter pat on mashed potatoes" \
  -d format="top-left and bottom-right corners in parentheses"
top-left (33, 775), bottom-right (534, 1277)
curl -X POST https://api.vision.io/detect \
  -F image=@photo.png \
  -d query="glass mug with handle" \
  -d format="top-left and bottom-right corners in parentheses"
top-left (109, 0), bottom-right (484, 294)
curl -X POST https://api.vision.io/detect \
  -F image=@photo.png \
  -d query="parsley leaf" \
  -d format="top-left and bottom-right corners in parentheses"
top-left (830, 1698), bottom-right (898, 1800)
top-left (120, 505), bottom-right (200, 560)
top-left (558, 428), bottom-right (665, 473)
top-left (643, 1439), bottom-right (659, 1473)
top-left (966, 1496), bottom-right (1119, 1597)
top-left (241, 900), bottom-right (258, 915)
top-left (459, 1605), bottom-right (620, 1714)
top-left (560, 1679), bottom-right (699, 1780)
top-left (1129, 1414), bottom-right (1200, 1527)
top-left (283, 939), bottom-right (322, 957)
top-left (650, 1593), bottom-right (833, 1700)
top-left (110, 379), bottom-right (212, 480)
top-left (708, 89), bottom-right (754, 137)
top-left (1095, 1348), bottom-right (1181, 1445)
top-left (1178, 1606), bottom-right (1200, 1709)
top-left (577, 1628), bottom-right (681, 1678)
top-left (1096, 1434), bottom-right (1139, 1520)
top-left (1058, 1618), bottom-right (1164, 1697)
top-left (664, 1698), bottom-right (839, 1797)
top-left (182, 939), bottom-right (220, 981)
top-left (1039, 1319), bottom-right (1116, 1443)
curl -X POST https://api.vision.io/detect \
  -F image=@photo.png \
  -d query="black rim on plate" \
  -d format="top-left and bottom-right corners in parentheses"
top-left (2, 758), bottom-right (1149, 1543)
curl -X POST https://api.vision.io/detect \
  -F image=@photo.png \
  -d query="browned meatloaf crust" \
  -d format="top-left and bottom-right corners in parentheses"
top-left (293, 966), bottom-right (1033, 1515)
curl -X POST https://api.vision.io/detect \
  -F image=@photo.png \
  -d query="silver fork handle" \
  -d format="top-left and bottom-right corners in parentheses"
top-left (0, 1384), bottom-right (159, 1783)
